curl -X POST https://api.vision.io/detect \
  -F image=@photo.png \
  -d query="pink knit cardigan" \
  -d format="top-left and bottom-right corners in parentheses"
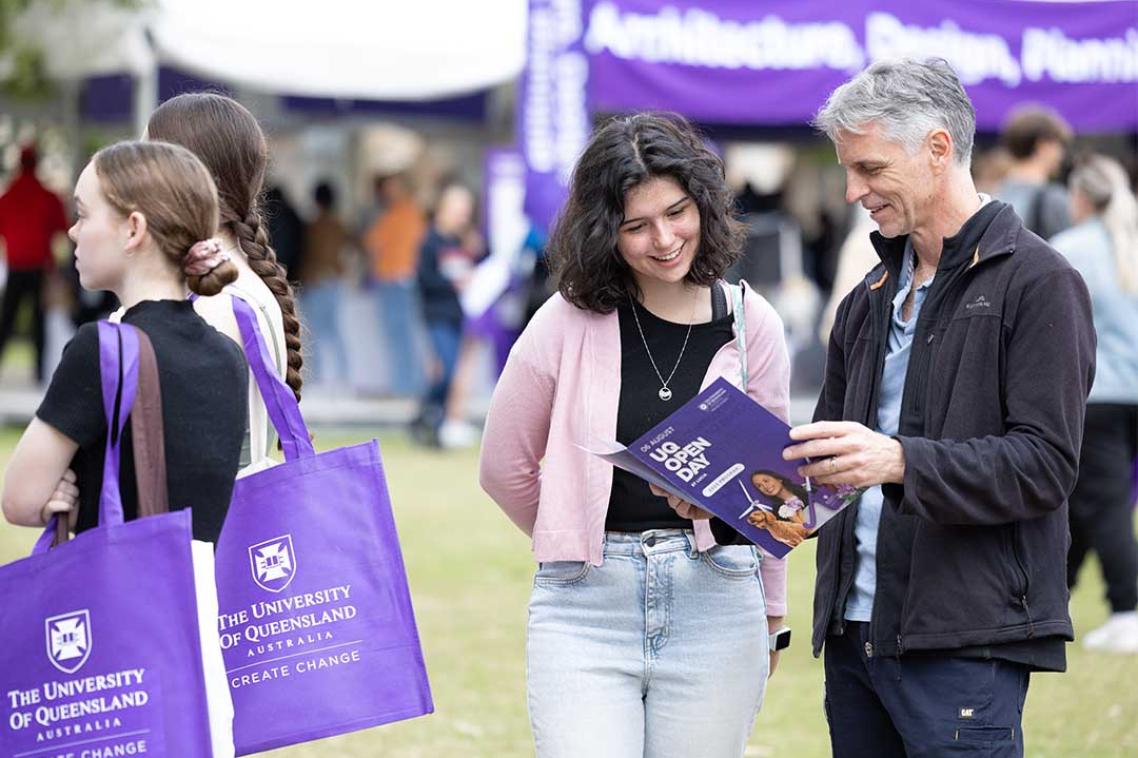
top-left (479, 282), bottom-right (790, 615)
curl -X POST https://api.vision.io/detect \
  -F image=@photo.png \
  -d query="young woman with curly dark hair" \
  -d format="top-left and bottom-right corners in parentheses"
top-left (480, 114), bottom-right (791, 757)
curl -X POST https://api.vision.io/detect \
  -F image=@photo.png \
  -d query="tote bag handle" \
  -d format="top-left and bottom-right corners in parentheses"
top-left (230, 295), bottom-right (315, 461)
top-left (33, 322), bottom-right (169, 553)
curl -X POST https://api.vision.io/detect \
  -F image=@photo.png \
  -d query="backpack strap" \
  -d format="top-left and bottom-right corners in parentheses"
top-left (711, 280), bottom-right (728, 321)
top-left (731, 283), bottom-right (748, 391)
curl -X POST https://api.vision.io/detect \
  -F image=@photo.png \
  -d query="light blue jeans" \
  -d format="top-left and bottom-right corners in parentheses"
top-left (300, 280), bottom-right (349, 384)
top-left (376, 279), bottom-right (425, 395)
top-left (527, 530), bottom-right (769, 758)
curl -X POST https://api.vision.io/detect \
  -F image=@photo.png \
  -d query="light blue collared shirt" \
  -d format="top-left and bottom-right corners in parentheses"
top-left (843, 242), bottom-right (935, 623)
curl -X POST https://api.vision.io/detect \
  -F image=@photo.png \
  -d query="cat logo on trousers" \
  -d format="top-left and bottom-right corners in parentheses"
top-left (46, 609), bottom-right (91, 674)
top-left (249, 534), bottom-right (297, 593)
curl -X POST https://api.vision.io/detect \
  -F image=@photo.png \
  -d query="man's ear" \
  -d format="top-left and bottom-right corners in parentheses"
top-left (124, 211), bottom-right (148, 254)
top-left (928, 129), bottom-right (954, 175)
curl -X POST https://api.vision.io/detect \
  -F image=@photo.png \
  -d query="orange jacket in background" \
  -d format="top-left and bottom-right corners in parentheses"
top-left (365, 197), bottom-right (426, 282)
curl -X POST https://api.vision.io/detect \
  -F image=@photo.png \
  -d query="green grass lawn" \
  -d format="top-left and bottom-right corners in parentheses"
top-left (1, 427), bottom-right (1136, 756)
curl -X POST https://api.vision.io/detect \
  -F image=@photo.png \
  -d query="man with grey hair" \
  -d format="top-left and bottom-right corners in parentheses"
top-left (782, 58), bottom-right (1096, 756)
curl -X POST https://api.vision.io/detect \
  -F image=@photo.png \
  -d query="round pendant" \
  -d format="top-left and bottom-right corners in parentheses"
top-left (658, 387), bottom-right (673, 401)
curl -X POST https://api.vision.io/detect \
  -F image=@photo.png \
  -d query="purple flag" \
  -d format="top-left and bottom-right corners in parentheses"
top-left (520, 0), bottom-right (593, 231)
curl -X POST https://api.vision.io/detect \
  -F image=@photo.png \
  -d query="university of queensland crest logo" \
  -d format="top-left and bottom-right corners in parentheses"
top-left (249, 534), bottom-right (297, 593)
top-left (46, 610), bottom-right (91, 674)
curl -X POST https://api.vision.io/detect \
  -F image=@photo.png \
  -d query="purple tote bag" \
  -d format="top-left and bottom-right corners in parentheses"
top-left (213, 297), bottom-right (433, 754)
top-left (0, 323), bottom-right (214, 757)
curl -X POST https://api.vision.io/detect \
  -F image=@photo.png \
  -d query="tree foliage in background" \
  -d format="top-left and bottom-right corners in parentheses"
top-left (0, 0), bottom-right (143, 100)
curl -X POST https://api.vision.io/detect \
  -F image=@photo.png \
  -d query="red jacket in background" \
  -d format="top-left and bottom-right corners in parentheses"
top-left (0, 172), bottom-right (69, 271)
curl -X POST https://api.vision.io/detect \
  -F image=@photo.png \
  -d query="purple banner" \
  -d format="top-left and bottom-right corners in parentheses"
top-left (583, 0), bottom-right (1138, 132)
top-left (519, 0), bottom-right (592, 231)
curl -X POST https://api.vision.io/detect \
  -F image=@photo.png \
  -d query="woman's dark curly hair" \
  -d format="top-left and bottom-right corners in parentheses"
top-left (549, 113), bottom-right (745, 314)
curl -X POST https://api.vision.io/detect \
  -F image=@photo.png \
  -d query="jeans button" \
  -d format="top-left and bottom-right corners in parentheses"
top-left (864, 641), bottom-right (874, 658)
top-left (645, 536), bottom-right (656, 548)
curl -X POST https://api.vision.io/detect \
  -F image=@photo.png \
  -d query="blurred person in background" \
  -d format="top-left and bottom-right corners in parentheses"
top-left (263, 184), bottom-right (304, 279)
top-left (817, 206), bottom-right (877, 345)
top-left (1050, 154), bottom-right (1138, 654)
top-left (996, 107), bottom-right (1073, 239)
top-left (0, 144), bottom-right (69, 384)
top-left (300, 180), bottom-right (350, 388)
top-left (364, 172), bottom-right (427, 396)
top-left (412, 181), bottom-right (476, 448)
top-left (441, 219), bottom-right (487, 450)
top-left (972, 146), bottom-right (1013, 196)
top-left (521, 224), bottom-right (553, 327)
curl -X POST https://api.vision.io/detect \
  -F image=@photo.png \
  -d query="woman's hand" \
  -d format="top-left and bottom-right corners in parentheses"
top-left (40, 469), bottom-right (79, 529)
top-left (649, 483), bottom-right (714, 520)
top-left (2, 418), bottom-right (80, 527)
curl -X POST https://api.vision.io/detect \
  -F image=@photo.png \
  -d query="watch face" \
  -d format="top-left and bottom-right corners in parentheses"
top-left (771, 627), bottom-right (792, 651)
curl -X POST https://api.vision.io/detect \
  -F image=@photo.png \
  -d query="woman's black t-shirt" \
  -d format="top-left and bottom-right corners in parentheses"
top-left (606, 289), bottom-right (734, 532)
top-left (36, 299), bottom-right (248, 542)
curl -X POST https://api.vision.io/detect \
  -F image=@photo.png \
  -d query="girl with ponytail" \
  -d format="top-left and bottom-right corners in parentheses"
top-left (2, 141), bottom-right (248, 543)
top-left (1050, 153), bottom-right (1138, 654)
top-left (146, 92), bottom-right (303, 473)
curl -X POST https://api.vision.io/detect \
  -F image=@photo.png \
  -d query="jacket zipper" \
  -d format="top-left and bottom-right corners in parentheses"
top-left (863, 275), bottom-right (892, 657)
top-left (877, 261), bottom-right (967, 657)
top-left (891, 265), bottom-right (973, 657)
top-left (825, 274), bottom-right (889, 645)
top-left (1010, 525), bottom-right (1035, 637)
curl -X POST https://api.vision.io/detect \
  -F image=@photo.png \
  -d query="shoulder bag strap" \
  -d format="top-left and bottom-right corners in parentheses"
top-left (34, 321), bottom-right (140, 554)
top-left (131, 327), bottom-right (170, 517)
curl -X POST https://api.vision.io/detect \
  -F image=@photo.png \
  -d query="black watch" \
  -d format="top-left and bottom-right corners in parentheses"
top-left (769, 627), bottom-right (791, 652)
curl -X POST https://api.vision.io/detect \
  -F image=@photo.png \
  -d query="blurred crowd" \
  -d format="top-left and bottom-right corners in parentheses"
top-left (1, 106), bottom-right (1136, 461)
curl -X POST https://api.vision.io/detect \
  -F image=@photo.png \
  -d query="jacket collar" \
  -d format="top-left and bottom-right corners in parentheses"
top-left (864, 200), bottom-right (1021, 291)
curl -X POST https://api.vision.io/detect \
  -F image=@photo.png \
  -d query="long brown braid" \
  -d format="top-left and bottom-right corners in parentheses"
top-left (229, 207), bottom-right (304, 398)
top-left (146, 93), bottom-right (304, 399)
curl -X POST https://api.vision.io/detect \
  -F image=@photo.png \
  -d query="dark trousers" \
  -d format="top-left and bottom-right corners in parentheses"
top-left (824, 623), bottom-right (1030, 757)
top-left (424, 320), bottom-right (462, 411)
top-left (0, 269), bottom-right (45, 382)
top-left (1068, 403), bottom-right (1138, 613)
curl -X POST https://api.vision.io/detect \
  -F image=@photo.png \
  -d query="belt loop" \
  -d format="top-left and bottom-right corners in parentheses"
top-left (684, 530), bottom-right (697, 557)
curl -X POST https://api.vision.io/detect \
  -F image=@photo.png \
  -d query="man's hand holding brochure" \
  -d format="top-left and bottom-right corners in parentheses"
top-left (588, 378), bottom-right (862, 558)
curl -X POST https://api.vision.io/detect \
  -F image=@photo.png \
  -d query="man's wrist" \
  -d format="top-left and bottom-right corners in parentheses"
top-left (889, 436), bottom-right (906, 484)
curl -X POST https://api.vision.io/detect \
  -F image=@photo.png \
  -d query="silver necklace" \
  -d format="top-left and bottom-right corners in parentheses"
top-left (628, 292), bottom-right (695, 401)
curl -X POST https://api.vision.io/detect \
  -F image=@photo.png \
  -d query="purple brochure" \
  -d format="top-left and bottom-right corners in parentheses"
top-left (590, 377), bottom-right (861, 558)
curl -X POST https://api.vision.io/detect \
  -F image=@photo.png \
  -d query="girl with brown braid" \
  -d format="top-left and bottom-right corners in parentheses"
top-left (145, 93), bottom-right (303, 474)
